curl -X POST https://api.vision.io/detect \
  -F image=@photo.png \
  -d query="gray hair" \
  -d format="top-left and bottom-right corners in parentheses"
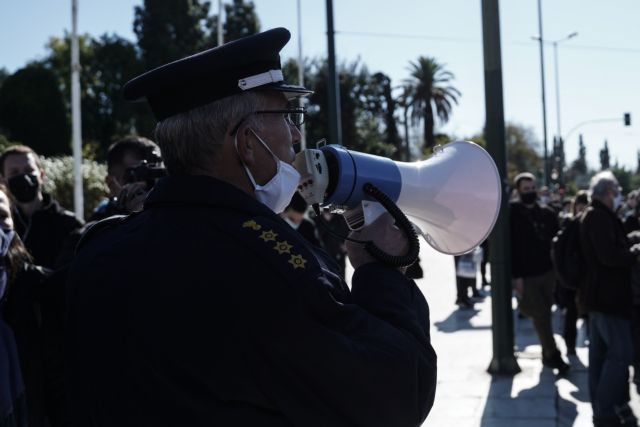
top-left (589, 170), bottom-right (618, 199)
top-left (155, 91), bottom-right (269, 175)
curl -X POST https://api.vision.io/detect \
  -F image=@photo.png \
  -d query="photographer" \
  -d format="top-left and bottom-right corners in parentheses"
top-left (55, 137), bottom-right (164, 268)
top-left (92, 136), bottom-right (165, 220)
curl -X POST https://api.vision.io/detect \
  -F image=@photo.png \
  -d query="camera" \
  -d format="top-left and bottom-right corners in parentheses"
top-left (124, 147), bottom-right (167, 188)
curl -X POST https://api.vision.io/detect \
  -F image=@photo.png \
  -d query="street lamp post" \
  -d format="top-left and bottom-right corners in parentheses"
top-left (532, 29), bottom-right (577, 186)
top-left (551, 32), bottom-right (578, 139)
top-left (535, 0), bottom-right (549, 187)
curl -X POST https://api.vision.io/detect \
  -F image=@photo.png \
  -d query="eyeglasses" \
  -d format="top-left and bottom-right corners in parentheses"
top-left (229, 108), bottom-right (306, 135)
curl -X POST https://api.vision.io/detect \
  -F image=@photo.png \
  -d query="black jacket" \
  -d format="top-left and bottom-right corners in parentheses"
top-left (14, 194), bottom-right (84, 269)
top-left (66, 175), bottom-right (437, 427)
top-left (580, 199), bottom-right (635, 318)
top-left (1, 263), bottom-right (65, 427)
top-left (510, 201), bottom-right (559, 278)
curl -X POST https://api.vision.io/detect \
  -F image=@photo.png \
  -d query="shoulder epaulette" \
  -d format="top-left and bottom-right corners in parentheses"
top-left (75, 215), bottom-right (128, 254)
top-left (239, 217), bottom-right (311, 272)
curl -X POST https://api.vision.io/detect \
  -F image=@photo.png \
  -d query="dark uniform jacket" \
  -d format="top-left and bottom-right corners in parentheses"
top-left (510, 201), bottom-right (559, 278)
top-left (580, 199), bottom-right (635, 318)
top-left (14, 194), bottom-right (84, 269)
top-left (66, 175), bottom-right (437, 427)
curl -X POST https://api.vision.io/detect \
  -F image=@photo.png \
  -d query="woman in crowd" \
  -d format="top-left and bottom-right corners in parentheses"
top-left (0, 184), bottom-right (63, 427)
top-left (0, 183), bottom-right (28, 427)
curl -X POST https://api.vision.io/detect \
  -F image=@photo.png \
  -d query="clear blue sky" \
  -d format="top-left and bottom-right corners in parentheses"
top-left (2, 0), bottom-right (639, 172)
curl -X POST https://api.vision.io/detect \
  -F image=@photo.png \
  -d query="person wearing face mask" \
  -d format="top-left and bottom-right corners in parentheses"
top-left (0, 184), bottom-right (27, 427)
top-left (623, 190), bottom-right (640, 234)
top-left (0, 184), bottom-right (65, 427)
top-left (0, 146), bottom-right (83, 269)
top-left (510, 172), bottom-right (569, 374)
top-left (579, 171), bottom-right (640, 427)
top-left (66, 28), bottom-right (436, 427)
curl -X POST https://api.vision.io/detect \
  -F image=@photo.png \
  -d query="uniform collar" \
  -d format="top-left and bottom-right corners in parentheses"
top-left (144, 175), bottom-right (277, 218)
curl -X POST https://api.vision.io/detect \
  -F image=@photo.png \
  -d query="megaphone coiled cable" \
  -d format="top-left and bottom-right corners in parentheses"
top-left (311, 183), bottom-right (421, 269)
top-left (360, 183), bottom-right (421, 269)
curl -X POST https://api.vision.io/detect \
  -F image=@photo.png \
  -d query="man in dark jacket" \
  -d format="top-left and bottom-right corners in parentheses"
top-left (580, 171), bottom-right (638, 427)
top-left (66, 28), bottom-right (437, 427)
top-left (510, 172), bottom-right (569, 373)
top-left (0, 145), bottom-right (84, 268)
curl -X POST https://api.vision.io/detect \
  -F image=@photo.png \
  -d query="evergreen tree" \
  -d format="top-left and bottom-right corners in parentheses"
top-left (576, 134), bottom-right (587, 174)
top-left (134, 0), bottom-right (211, 70)
top-left (551, 136), bottom-right (566, 185)
top-left (0, 64), bottom-right (70, 155)
top-left (396, 85), bottom-right (413, 161)
top-left (88, 34), bottom-right (152, 152)
top-left (365, 73), bottom-right (402, 159)
top-left (469, 122), bottom-right (542, 184)
top-left (220, 0), bottom-right (260, 42)
top-left (44, 34), bottom-right (150, 156)
top-left (305, 59), bottom-right (393, 156)
top-left (600, 140), bottom-right (610, 170)
top-left (0, 68), bottom-right (8, 88)
top-left (45, 34), bottom-right (97, 147)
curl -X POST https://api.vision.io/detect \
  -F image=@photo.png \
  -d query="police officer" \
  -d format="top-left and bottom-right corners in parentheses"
top-left (66, 28), bottom-right (436, 427)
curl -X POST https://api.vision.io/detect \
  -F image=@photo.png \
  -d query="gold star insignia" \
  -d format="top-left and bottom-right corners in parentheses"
top-left (259, 229), bottom-right (278, 242)
top-left (288, 254), bottom-right (307, 269)
top-left (273, 241), bottom-right (293, 255)
top-left (242, 220), bottom-right (261, 230)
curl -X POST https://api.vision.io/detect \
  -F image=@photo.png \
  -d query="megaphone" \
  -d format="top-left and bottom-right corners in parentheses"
top-left (294, 140), bottom-right (501, 255)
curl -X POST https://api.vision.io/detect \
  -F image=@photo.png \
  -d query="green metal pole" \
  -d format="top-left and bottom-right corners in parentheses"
top-left (481, 0), bottom-right (521, 375)
top-left (537, 0), bottom-right (550, 187)
top-left (325, 0), bottom-right (342, 146)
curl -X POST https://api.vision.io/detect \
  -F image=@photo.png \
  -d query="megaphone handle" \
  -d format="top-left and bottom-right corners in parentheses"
top-left (362, 183), bottom-right (421, 269)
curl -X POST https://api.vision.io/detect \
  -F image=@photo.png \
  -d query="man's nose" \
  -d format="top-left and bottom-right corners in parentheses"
top-left (290, 122), bottom-right (302, 144)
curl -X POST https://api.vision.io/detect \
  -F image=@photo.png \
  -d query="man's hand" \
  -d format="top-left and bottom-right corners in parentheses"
top-left (345, 213), bottom-right (410, 270)
top-left (513, 277), bottom-right (524, 298)
top-left (117, 182), bottom-right (148, 213)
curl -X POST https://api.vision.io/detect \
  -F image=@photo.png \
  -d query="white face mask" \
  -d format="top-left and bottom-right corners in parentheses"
top-left (235, 129), bottom-right (301, 214)
top-left (613, 194), bottom-right (623, 211)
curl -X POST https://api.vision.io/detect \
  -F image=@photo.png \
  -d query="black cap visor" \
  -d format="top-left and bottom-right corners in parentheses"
top-left (267, 82), bottom-right (313, 100)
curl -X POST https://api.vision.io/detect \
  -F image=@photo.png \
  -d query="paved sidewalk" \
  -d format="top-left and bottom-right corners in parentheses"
top-left (402, 244), bottom-right (638, 427)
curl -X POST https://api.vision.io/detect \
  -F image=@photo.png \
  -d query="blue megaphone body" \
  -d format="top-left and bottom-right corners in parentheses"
top-left (294, 141), bottom-right (502, 255)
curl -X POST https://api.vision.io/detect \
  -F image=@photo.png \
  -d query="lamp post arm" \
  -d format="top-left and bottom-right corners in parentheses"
top-left (564, 117), bottom-right (622, 144)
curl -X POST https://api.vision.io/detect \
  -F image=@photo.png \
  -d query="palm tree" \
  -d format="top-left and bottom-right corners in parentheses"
top-left (396, 84), bottom-right (413, 162)
top-left (404, 56), bottom-right (460, 151)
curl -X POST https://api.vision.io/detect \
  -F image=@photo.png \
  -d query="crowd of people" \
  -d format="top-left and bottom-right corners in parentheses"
top-left (504, 170), bottom-right (640, 427)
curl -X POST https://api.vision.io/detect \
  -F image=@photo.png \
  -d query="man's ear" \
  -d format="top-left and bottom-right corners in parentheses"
top-left (234, 126), bottom-right (257, 167)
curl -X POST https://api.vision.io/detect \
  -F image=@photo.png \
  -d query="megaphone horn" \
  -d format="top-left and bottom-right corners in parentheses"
top-left (294, 141), bottom-right (502, 256)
